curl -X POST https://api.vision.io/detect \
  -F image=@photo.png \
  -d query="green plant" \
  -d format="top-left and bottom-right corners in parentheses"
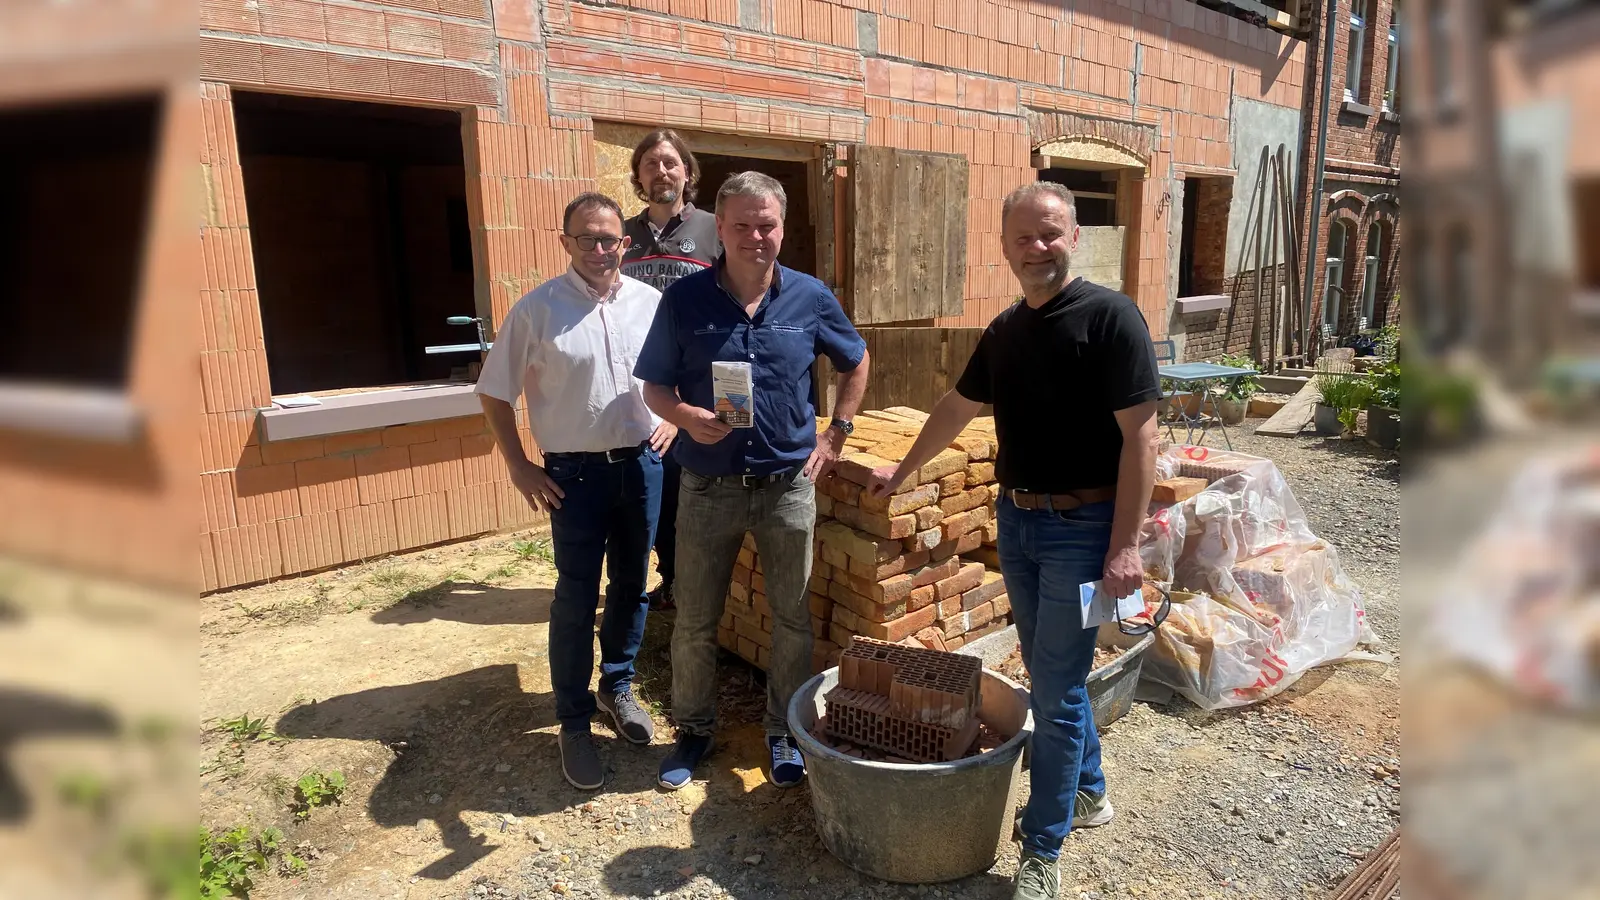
top-left (1316, 374), bottom-right (1373, 433)
top-left (291, 770), bottom-right (345, 820)
top-left (57, 771), bottom-right (114, 819)
top-left (122, 827), bottom-right (195, 900)
top-left (510, 538), bottom-right (554, 564)
top-left (1216, 353), bottom-right (1261, 400)
top-left (1366, 357), bottom-right (1400, 408)
top-left (200, 825), bottom-right (281, 898)
top-left (216, 714), bottom-right (278, 743)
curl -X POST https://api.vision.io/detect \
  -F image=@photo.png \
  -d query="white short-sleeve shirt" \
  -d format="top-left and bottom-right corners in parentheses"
top-left (474, 269), bottom-right (663, 454)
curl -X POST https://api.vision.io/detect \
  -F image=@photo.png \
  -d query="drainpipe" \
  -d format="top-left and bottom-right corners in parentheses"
top-left (1301, 0), bottom-right (1338, 363)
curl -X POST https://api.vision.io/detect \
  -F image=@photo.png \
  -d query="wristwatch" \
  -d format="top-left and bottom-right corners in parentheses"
top-left (828, 417), bottom-right (854, 436)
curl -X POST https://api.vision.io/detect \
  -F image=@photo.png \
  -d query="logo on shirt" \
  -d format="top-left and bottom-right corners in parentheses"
top-left (679, 238), bottom-right (696, 254)
top-left (620, 254), bottom-right (712, 293)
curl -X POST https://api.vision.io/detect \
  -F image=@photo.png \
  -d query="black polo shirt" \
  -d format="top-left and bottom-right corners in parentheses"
top-left (620, 203), bottom-right (720, 293)
top-left (955, 278), bottom-right (1162, 493)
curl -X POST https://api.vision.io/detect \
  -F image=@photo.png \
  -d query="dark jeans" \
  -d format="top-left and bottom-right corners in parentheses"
top-left (654, 451), bottom-right (679, 584)
top-left (670, 468), bottom-right (815, 737)
top-left (997, 495), bottom-right (1113, 861)
top-left (544, 445), bottom-right (663, 734)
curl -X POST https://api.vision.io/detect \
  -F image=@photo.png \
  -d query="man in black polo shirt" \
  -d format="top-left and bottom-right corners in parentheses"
top-left (865, 182), bottom-right (1160, 900)
top-left (621, 129), bottom-right (721, 612)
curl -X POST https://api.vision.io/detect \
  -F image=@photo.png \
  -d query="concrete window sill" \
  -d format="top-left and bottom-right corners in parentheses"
top-left (1341, 100), bottom-right (1376, 118)
top-left (1380, 109), bottom-right (1400, 124)
top-left (1176, 294), bottom-right (1231, 315)
top-left (258, 382), bottom-right (482, 442)
top-left (0, 383), bottom-right (142, 443)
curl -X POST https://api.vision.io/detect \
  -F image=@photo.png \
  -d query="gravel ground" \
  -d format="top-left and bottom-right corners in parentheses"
top-left (452, 423), bottom-right (1401, 900)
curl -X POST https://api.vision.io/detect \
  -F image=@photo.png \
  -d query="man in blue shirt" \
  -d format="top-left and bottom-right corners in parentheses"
top-left (635, 171), bottom-right (870, 792)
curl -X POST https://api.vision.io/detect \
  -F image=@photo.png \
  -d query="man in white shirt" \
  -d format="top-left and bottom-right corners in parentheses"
top-left (476, 192), bottom-right (676, 791)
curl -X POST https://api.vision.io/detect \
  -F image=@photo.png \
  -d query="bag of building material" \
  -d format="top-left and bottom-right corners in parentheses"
top-left (1139, 447), bottom-right (1378, 709)
top-left (1419, 447), bottom-right (1600, 711)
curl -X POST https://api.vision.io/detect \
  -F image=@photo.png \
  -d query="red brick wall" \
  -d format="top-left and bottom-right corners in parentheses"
top-left (0, 4), bottom-right (199, 589)
top-left (195, 0), bottom-right (1310, 589)
top-left (1296, 0), bottom-right (1402, 343)
top-left (1182, 264), bottom-right (1292, 361)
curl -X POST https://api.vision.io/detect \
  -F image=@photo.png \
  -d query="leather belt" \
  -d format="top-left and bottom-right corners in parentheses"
top-left (545, 443), bottom-right (645, 465)
top-left (691, 468), bottom-right (800, 489)
top-left (1004, 486), bottom-right (1117, 511)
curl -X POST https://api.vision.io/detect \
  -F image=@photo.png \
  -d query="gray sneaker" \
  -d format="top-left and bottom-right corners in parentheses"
top-left (598, 689), bottom-right (655, 745)
top-left (1073, 790), bottom-right (1115, 828)
top-left (1012, 852), bottom-right (1059, 900)
top-left (559, 730), bottom-right (604, 790)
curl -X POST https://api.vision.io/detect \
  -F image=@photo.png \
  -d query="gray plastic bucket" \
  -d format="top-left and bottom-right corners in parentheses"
top-left (787, 667), bottom-right (1034, 884)
top-left (1087, 625), bottom-right (1156, 731)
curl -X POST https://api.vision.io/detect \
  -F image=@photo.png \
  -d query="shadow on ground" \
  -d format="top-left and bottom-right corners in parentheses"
top-left (0, 687), bottom-right (118, 821)
top-left (276, 664), bottom-right (601, 881)
top-left (371, 583), bottom-right (556, 627)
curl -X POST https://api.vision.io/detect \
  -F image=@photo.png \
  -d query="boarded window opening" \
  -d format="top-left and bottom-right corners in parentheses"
top-left (0, 94), bottom-right (159, 388)
top-left (1036, 166), bottom-right (1119, 226)
top-left (697, 153), bottom-right (816, 275)
top-left (234, 91), bottom-right (478, 396)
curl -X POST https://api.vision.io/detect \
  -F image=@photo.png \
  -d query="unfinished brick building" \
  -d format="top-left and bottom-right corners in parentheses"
top-left (186, 0), bottom-right (1319, 590)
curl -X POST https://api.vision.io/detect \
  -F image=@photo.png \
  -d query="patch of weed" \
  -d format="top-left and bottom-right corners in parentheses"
top-left (260, 773), bottom-right (293, 806)
top-left (510, 538), bottom-right (554, 565)
top-left (122, 826), bottom-right (194, 900)
top-left (200, 825), bottom-right (283, 899)
top-left (485, 562), bottom-right (520, 583)
top-left (291, 770), bottom-right (345, 821)
top-left (56, 770), bottom-right (114, 819)
top-left (215, 713), bottom-right (279, 743)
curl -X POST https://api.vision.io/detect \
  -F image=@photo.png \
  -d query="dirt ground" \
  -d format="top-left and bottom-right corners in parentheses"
top-left (196, 427), bottom-right (1402, 900)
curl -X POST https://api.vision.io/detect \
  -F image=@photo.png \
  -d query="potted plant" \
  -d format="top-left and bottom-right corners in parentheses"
top-left (1364, 357), bottom-right (1401, 450)
top-left (1314, 373), bottom-right (1371, 437)
top-left (1213, 353), bottom-right (1260, 425)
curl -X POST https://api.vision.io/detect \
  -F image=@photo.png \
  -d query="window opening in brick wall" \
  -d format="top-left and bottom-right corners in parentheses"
top-left (1036, 166), bottom-right (1118, 226)
top-left (1385, 9), bottom-right (1402, 111)
top-left (0, 94), bottom-right (159, 388)
top-left (1324, 220), bottom-right (1349, 333)
top-left (1429, 4), bottom-right (1457, 114)
top-left (234, 91), bottom-right (478, 397)
top-left (1575, 178), bottom-right (1600, 294)
top-left (1347, 0), bottom-right (1371, 101)
top-left (696, 153), bottom-right (817, 275)
top-left (1177, 175), bottom-right (1231, 298)
top-left (1361, 222), bottom-right (1382, 328)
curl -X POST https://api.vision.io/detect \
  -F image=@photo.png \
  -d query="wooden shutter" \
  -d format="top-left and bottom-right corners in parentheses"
top-left (844, 146), bottom-right (969, 325)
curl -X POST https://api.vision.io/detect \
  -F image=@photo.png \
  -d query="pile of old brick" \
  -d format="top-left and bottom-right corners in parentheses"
top-left (807, 635), bottom-right (1009, 763)
top-left (717, 407), bottom-right (1011, 675)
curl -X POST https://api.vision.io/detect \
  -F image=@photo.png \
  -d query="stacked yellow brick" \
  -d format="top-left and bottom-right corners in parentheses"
top-left (716, 407), bottom-right (1013, 674)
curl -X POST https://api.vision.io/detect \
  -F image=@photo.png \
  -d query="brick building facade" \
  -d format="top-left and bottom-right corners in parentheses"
top-left (0, 0), bottom-right (1319, 590)
top-left (1299, 0), bottom-right (1403, 345)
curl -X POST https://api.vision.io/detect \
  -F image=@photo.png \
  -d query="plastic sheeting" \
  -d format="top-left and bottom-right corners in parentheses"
top-left (1138, 446), bottom-right (1377, 709)
top-left (1422, 447), bottom-right (1600, 711)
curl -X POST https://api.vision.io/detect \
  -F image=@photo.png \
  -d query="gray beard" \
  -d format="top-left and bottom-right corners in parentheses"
top-left (651, 187), bottom-right (680, 204)
top-left (1022, 257), bottom-right (1071, 295)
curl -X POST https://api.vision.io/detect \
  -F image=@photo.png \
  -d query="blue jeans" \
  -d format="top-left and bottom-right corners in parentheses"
top-left (998, 494), bottom-right (1113, 861)
top-left (543, 445), bottom-right (663, 733)
top-left (655, 451), bottom-right (679, 584)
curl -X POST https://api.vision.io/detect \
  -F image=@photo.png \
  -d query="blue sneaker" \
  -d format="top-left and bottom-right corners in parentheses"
top-left (767, 734), bottom-right (806, 788)
top-left (658, 733), bottom-right (715, 791)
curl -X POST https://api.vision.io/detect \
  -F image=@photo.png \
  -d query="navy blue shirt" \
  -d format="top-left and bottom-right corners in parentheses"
top-left (634, 260), bottom-right (866, 477)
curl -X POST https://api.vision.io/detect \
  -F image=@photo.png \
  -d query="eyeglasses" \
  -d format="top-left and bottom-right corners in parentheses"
top-left (565, 234), bottom-right (623, 252)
